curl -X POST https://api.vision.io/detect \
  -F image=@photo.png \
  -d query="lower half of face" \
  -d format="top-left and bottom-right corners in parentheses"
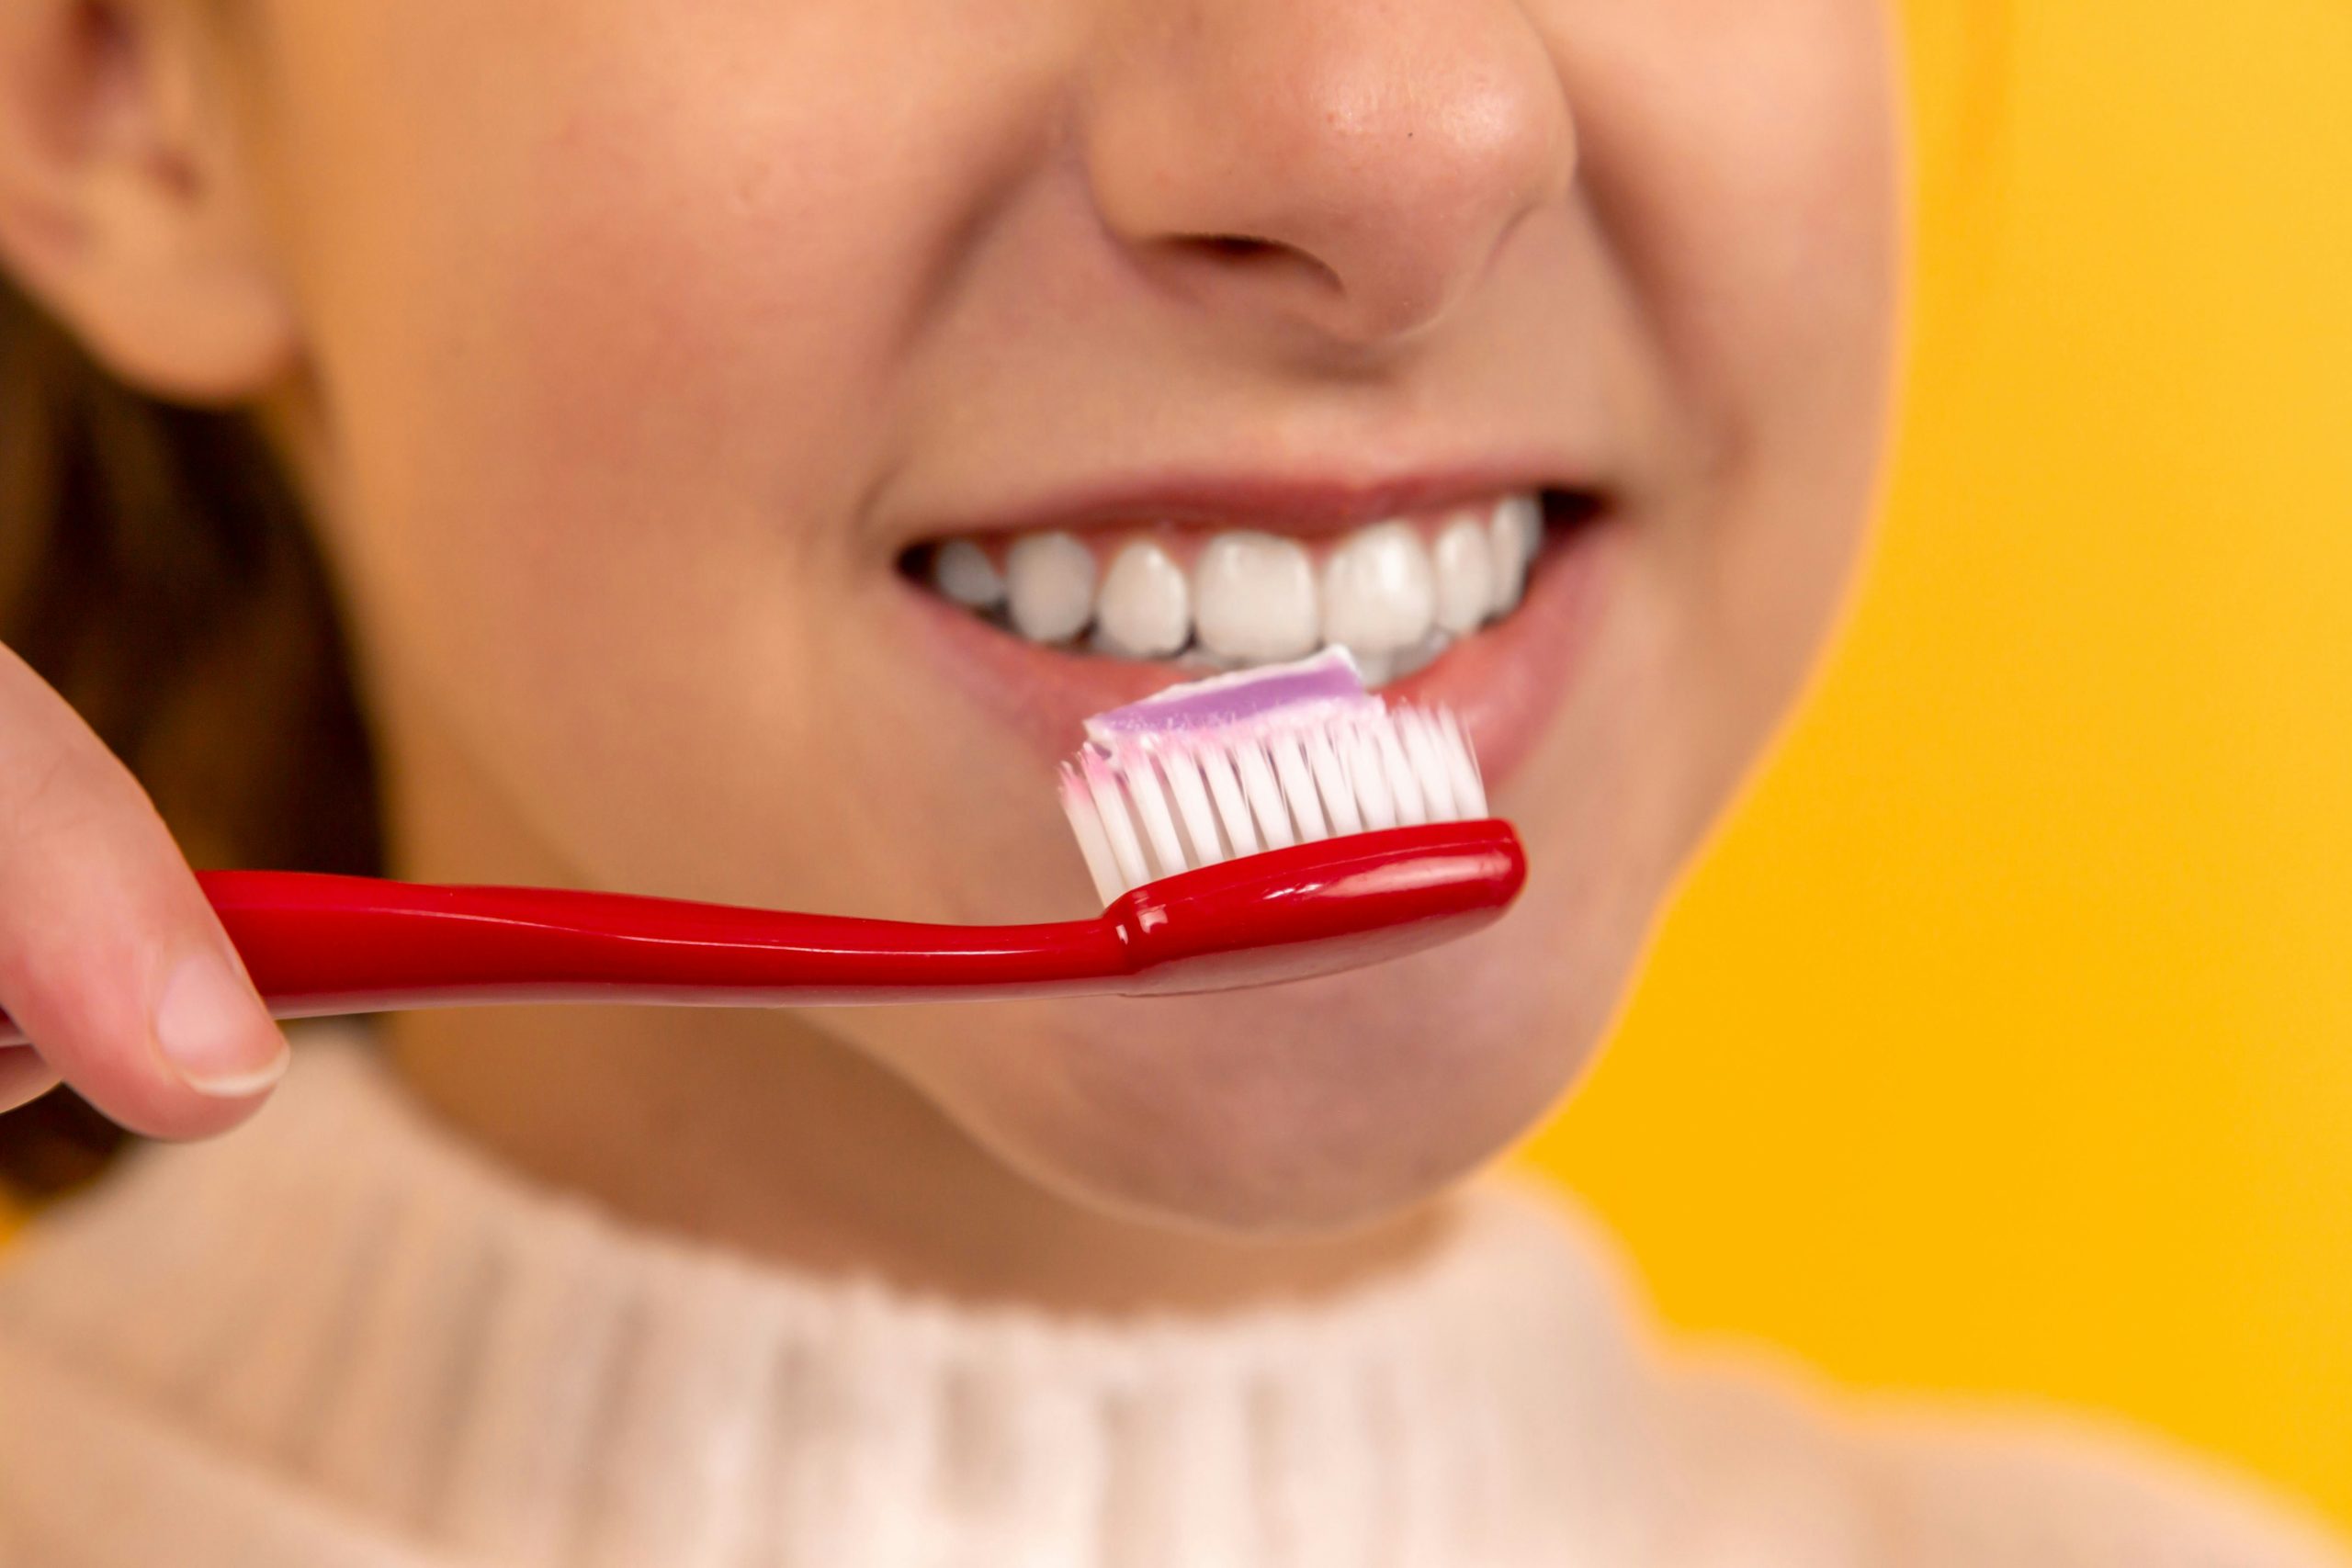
top-left (262, 0), bottom-right (1899, 1233)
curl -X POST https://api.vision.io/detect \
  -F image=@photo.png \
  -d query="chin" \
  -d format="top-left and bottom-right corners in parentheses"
top-left (879, 878), bottom-right (1637, 1237)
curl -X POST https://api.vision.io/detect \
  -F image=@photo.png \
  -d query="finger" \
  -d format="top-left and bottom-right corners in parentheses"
top-left (0, 1043), bottom-right (62, 1115)
top-left (0, 643), bottom-right (288, 1140)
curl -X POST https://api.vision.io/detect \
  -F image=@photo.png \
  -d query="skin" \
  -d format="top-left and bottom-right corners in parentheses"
top-left (0, 0), bottom-right (1899, 1310)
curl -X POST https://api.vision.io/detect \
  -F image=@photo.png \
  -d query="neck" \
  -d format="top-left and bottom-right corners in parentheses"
top-left (373, 697), bottom-right (1446, 1315)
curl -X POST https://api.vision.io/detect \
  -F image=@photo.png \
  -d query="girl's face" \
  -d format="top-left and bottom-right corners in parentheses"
top-left (225, 0), bottom-right (1897, 1231)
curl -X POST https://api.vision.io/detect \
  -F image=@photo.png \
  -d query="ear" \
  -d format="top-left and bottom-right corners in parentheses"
top-left (0, 0), bottom-right (296, 406)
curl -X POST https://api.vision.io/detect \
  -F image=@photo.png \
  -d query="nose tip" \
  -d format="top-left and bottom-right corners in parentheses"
top-left (1081, 3), bottom-right (1576, 349)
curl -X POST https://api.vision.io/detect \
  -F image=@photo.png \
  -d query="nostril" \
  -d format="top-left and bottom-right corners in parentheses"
top-left (1176, 233), bottom-right (1347, 304)
top-left (1194, 234), bottom-right (1280, 263)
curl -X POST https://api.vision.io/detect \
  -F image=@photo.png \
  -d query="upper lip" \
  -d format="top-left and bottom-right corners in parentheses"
top-left (894, 459), bottom-right (1596, 547)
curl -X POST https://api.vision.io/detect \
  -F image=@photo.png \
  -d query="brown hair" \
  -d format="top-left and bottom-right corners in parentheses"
top-left (0, 276), bottom-right (381, 1198)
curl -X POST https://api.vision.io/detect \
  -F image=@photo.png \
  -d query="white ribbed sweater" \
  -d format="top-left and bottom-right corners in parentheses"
top-left (0, 1032), bottom-right (2340, 1567)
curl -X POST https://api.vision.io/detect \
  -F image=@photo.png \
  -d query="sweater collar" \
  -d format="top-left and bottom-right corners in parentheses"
top-left (0, 1029), bottom-right (1668, 1566)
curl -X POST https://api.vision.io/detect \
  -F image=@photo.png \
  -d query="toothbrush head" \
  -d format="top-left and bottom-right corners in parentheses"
top-left (1060, 651), bottom-right (1526, 993)
top-left (1061, 649), bottom-right (1487, 904)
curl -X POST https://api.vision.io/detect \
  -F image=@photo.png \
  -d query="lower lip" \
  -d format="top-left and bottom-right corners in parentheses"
top-left (900, 509), bottom-right (1621, 794)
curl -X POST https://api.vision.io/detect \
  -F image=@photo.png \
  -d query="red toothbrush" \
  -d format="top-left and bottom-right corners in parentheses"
top-left (0, 656), bottom-right (1524, 1046)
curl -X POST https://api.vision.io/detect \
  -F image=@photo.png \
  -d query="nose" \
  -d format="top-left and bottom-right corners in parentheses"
top-left (1079, 0), bottom-right (1576, 351)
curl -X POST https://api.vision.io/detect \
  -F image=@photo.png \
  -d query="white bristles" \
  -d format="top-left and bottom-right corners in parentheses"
top-left (1059, 702), bottom-right (1490, 906)
top-left (1062, 767), bottom-right (1126, 905)
top-left (1082, 758), bottom-right (1152, 893)
top-left (1197, 744), bottom-right (1258, 859)
top-left (1349, 728), bottom-right (1398, 831)
top-left (1439, 710), bottom-right (1488, 818)
top-left (1159, 747), bottom-right (1226, 867)
top-left (1374, 722), bottom-right (1426, 826)
top-left (1235, 742), bottom-right (1294, 851)
top-left (1270, 733), bottom-right (1327, 841)
top-left (1305, 727), bottom-right (1363, 838)
top-left (1125, 755), bottom-right (1187, 880)
top-left (1401, 711), bottom-right (1459, 819)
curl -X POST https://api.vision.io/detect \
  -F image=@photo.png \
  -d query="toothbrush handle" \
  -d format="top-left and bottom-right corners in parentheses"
top-left (0, 823), bottom-right (1526, 1047)
top-left (201, 871), bottom-right (1139, 1016)
top-left (0, 872), bottom-right (1133, 1048)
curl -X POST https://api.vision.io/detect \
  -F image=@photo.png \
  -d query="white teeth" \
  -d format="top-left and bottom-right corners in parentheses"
top-left (1319, 521), bottom-right (1436, 660)
top-left (1489, 494), bottom-right (1543, 614)
top-left (1431, 515), bottom-right (1498, 635)
top-left (1355, 637), bottom-right (1448, 689)
top-left (930, 540), bottom-right (1006, 611)
top-left (933, 492), bottom-right (1548, 669)
top-left (1193, 532), bottom-right (1320, 664)
top-left (1094, 541), bottom-right (1191, 659)
top-left (1386, 635), bottom-right (1449, 682)
top-left (1006, 531), bottom-right (1096, 643)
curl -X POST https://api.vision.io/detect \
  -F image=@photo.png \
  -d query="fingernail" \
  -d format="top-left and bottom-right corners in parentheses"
top-left (154, 952), bottom-right (288, 1099)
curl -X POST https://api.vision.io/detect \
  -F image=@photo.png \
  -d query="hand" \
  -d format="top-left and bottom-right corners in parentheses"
top-left (0, 642), bottom-right (288, 1134)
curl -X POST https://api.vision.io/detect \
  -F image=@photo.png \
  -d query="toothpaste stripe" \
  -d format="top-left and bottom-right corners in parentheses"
top-left (1083, 649), bottom-right (1371, 746)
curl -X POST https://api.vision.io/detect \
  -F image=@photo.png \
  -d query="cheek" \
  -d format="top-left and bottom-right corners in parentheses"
top-left (1557, 0), bottom-right (1899, 800)
top-left (1558, 0), bottom-right (1900, 403)
top-left (293, 12), bottom-right (933, 586)
top-left (265, 4), bottom-right (1065, 897)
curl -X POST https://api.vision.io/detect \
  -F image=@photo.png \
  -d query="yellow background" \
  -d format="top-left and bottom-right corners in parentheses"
top-left (6, 0), bottom-right (2347, 1537)
top-left (1526, 0), bottom-right (2352, 1530)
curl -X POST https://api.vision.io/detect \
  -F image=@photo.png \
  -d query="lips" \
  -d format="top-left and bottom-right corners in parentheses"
top-left (899, 480), bottom-right (1615, 795)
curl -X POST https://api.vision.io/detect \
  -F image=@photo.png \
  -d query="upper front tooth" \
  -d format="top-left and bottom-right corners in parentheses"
top-left (1006, 531), bottom-right (1097, 643)
top-left (1489, 494), bottom-right (1542, 613)
top-left (1193, 532), bottom-right (1319, 663)
top-left (1431, 514), bottom-right (1498, 635)
top-left (931, 540), bottom-right (1006, 610)
top-left (1320, 522), bottom-right (1436, 658)
top-left (1095, 540), bottom-right (1191, 658)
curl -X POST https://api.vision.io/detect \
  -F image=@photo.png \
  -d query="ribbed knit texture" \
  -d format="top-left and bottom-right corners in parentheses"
top-left (0, 1030), bottom-right (2342, 1567)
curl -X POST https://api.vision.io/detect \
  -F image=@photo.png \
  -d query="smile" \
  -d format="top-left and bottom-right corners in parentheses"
top-left (895, 476), bottom-right (1616, 793)
top-left (903, 489), bottom-right (1589, 689)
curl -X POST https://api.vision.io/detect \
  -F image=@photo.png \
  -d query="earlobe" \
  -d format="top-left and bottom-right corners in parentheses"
top-left (0, 0), bottom-right (297, 408)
